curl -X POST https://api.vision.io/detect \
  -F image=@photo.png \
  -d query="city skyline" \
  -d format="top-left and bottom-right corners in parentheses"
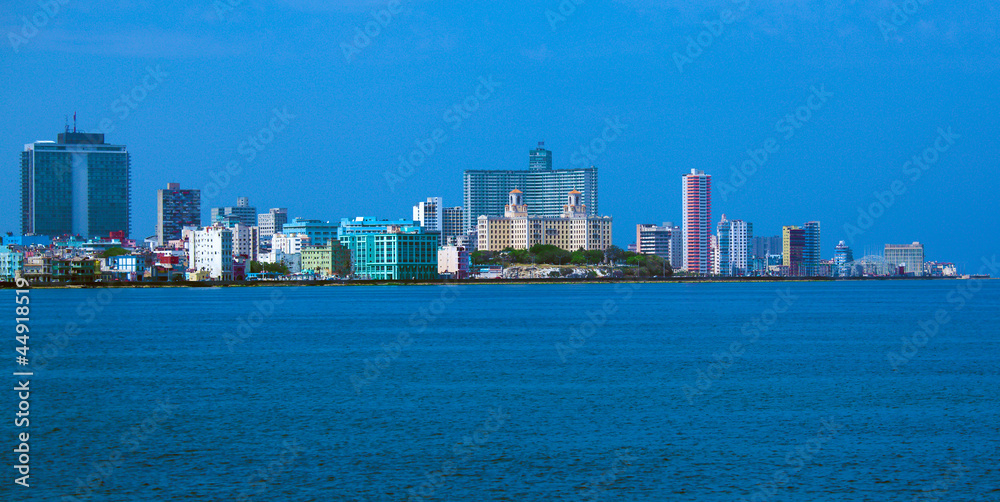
top-left (2, 2), bottom-right (997, 271)
top-left (8, 130), bottom-right (969, 269)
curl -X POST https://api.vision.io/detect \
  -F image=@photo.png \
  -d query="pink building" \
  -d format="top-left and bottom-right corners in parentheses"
top-left (682, 169), bottom-right (711, 274)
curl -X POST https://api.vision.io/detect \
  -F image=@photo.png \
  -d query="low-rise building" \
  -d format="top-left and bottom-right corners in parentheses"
top-left (885, 242), bottom-right (925, 276)
top-left (438, 245), bottom-right (471, 279)
top-left (477, 190), bottom-right (613, 252)
top-left (0, 248), bottom-right (24, 281)
top-left (339, 222), bottom-right (438, 280)
top-left (301, 240), bottom-right (351, 278)
top-left (188, 226), bottom-right (234, 280)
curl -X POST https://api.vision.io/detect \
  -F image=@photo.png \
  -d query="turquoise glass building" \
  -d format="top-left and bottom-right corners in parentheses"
top-left (20, 132), bottom-right (131, 238)
top-left (337, 218), bottom-right (438, 280)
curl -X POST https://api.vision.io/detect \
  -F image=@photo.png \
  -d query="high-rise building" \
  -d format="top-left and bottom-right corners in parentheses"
top-left (803, 221), bottom-right (821, 276)
top-left (21, 131), bottom-right (131, 238)
top-left (413, 197), bottom-right (442, 234)
top-left (782, 226), bottom-right (804, 276)
top-left (211, 197), bottom-right (256, 227)
top-left (477, 190), bottom-right (613, 252)
top-left (885, 242), bottom-right (925, 276)
top-left (230, 223), bottom-right (259, 261)
top-left (530, 143), bottom-right (552, 171)
top-left (441, 206), bottom-right (465, 245)
top-left (751, 235), bottom-right (782, 259)
top-left (156, 183), bottom-right (200, 246)
top-left (715, 215), bottom-right (753, 276)
top-left (463, 143), bottom-right (598, 231)
top-left (257, 208), bottom-right (288, 243)
top-left (682, 169), bottom-right (711, 274)
top-left (834, 240), bottom-right (854, 276)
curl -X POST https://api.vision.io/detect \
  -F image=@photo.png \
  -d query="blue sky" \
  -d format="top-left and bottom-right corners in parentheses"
top-left (2, 0), bottom-right (998, 272)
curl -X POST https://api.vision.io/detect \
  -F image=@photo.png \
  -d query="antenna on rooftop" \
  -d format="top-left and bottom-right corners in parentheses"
top-left (73, 112), bottom-right (77, 133)
top-left (64, 115), bottom-right (69, 133)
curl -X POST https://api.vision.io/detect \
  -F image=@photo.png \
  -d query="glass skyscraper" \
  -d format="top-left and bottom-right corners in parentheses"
top-left (463, 144), bottom-right (598, 232)
top-left (20, 131), bottom-right (131, 238)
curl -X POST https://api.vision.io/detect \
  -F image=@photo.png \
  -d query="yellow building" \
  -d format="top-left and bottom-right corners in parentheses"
top-left (477, 190), bottom-right (613, 252)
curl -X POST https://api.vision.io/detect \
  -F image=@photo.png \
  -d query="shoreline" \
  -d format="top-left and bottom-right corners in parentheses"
top-left (1, 276), bottom-right (985, 289)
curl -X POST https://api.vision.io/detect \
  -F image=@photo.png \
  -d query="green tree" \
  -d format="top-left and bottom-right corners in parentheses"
top-left (604, 245), bottom-right (625, 264)
top-left (100, 247), bottom-right (129, 258)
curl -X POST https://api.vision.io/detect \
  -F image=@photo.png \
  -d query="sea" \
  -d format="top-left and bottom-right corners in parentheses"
top-left (5, 280), bottom-right (999, 501)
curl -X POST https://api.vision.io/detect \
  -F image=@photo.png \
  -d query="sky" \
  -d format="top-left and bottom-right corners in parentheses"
top-left (1, 0), bottom-right (998, 273)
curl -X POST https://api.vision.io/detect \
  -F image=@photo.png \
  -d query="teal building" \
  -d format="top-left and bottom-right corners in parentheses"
top-left (21, 131), bottom-right (131, 238)
top-left (337, 218), bottom-right (438, 280)
top-left (281, 217), bottom-right (340, 246)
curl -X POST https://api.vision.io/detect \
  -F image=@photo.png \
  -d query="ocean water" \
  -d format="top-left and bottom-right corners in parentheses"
top-left (5, 281), bottom-right (1000, 501)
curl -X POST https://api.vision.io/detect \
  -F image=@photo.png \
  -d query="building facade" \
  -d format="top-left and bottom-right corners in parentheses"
top-left (438, 245), bottom-right (471, 279)
top-left (282, 218), bottom-right (339, 246)
top-left (257, 208), bottom-right (288, 243)
top-left (301, 240), bottom-right (351, 277)
top-left (477, 190), bottom-right (613, 253)
top-left (803, 221), bottom-right (821, 276)
top-left (682, 169), bottom-right (711, 274)
top-left (21, 131), bottom-right (131, 238)
top-left (210, 197), bottom-right (256, 228)
top-left (782, 225), bottom-right (804, 276)
top-left (834, 240), bottom-right (854, 276)
top-left (716, 215), bottom-right (752, 276)
top-left (231, 223), bottom-right (259, 261)
top-left (188, 226), bottom-right (233, 280)
top-left (0, 248), bottom-right (24, 280)
top-left (885, 242), bottom-right (925, 276)
top-left (156, 183), bottom-right (200, 246)
top-left (441, 206), bottom-right (465, 245)
top-left (463, 144), bottom-right (598, 231)
top-left (338, 224), bottom-right (438, 280)
top-left (636, 223), bottom-right (682, 268)
top-left (413, 197), bottom-right (442, 233)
